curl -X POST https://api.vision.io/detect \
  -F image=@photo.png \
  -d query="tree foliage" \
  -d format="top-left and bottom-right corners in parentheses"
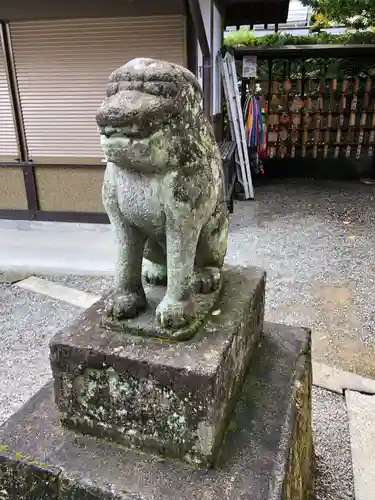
top-left (309, 12), bottom-right (332, 30)
top-left (301, 0), bottom-right (375, 28)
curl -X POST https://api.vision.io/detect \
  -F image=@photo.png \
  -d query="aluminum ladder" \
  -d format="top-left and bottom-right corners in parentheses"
top-left (218, 49), bottom-right (254, 200)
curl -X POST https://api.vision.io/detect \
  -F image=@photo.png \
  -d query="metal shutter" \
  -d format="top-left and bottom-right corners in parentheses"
top-left (0, 35), bottom-right (19, 161)
top-left (10, 16), bottom-right (187, 164)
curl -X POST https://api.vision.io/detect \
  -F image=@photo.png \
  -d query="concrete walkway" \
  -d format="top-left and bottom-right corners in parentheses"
top-left (0, 219), bottom-right (115, 276)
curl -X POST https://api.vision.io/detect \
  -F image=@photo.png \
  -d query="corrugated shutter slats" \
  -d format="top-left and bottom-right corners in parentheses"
top-left (0, 40), bottom-right (19, 162)
top-left (10, 16), bottom-right (186, 164)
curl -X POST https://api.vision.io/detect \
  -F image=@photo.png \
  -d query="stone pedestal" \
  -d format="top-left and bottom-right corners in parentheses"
top-left (49, 266), bottom-right (265, 467)
top-left (0, 322), bottom-right (314, 500)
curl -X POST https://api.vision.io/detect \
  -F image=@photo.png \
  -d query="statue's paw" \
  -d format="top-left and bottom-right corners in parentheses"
top-left (104, 290), bottom-right (146, 320)
top-left (194, 267), bottom-right (222, 294)
top-left (142, 259), bottom-right (167, 286)
top-left (156, 296), bottom-right (195, 329)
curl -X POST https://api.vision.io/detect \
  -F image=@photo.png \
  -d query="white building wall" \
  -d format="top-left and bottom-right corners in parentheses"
top-left (196, 0), bottom-right (208, 88)
top-left (197, 0), bottom-right (222, 116)
top-left (212, 3), bottom-right (222, 115)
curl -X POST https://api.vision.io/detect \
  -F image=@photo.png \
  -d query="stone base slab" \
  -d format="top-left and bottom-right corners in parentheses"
top-left (101, 280), bottom-right (222, 341)
top-left (0, 322), bottom-right (314, 500)
top-left (49, 265), bottom-right (265, 467)
top-left (0, 270), bottom-right (30, 284)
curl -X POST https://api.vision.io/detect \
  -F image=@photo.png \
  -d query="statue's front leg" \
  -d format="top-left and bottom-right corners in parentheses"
top-left (105, 206), bottom-right (146, 320)
top-left (156, 216), bottom-right (200, 329)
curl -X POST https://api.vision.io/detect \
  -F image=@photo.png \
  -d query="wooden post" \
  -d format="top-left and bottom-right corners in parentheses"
top-left (187, 0), bottom-right (212, 120)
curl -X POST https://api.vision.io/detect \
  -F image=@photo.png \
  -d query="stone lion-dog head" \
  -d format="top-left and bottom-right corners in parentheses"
top-left (96, 57), bottom-right (209, 175)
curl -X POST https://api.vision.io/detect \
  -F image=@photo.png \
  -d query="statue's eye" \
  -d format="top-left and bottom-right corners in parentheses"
top-left (143, 82), bottom-right (178, 98)
top-left (118, 81), bottom-right (144, 92)
top-left (106, 83), bottom-right (119, 97)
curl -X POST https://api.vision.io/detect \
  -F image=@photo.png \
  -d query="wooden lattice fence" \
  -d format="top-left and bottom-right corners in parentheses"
top-left (235, 45), bottom-right (375, 162)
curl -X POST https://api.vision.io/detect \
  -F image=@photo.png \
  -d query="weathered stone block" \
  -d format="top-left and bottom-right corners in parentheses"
top-left (49, 265), bottom-right (265, 467)
top-left (0, 322), bottom-right (314, 500)
top-left (0, 452), bottom-right (60, 500)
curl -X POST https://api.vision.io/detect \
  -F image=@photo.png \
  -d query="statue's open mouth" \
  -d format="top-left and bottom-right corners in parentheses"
top-left (100, 125), bottom-right (155, 140)
top-left (96, 88), bottom-right (180, 140)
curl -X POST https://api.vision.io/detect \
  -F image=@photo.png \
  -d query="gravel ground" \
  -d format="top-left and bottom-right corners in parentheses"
top-left (225, 180), bottom-right (375, 378)
top-left (312, 386), bottom-right (355, 500)
top-left (0, 283), bottom-right (81, 425)
top-left (0, 276), bottom-right (356, 498)
top-left (3, 180), bottom-right (373, 497)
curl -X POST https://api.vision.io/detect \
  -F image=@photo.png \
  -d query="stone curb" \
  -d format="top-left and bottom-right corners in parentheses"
top-left (0, 270), bottom-right (31, 284)
top-left (346, 390), bottom-right (375, 500)
top-left (312, 361), bottom-right (375, 395)
top-left (16, 276), bottom-right (100, 309)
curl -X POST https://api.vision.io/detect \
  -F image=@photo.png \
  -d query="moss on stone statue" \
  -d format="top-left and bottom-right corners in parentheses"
top-left (283, 351), bottom-right (315, 499)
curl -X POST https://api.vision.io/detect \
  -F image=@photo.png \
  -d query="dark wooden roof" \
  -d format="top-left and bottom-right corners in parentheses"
top-left (216, 0), bottom-right (290, 25)
top-left (0, 0), bottom-right (184, 21)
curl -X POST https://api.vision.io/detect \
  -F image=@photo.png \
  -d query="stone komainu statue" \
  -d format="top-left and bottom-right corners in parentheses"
top-left (96, 57), bottom-right (228, 334)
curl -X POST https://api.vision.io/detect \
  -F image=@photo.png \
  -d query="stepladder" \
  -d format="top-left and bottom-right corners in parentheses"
top-left (218, 48), bottom-right (254, 200)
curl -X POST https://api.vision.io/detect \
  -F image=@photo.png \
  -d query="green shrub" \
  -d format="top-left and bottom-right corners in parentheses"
top-left (223, 28), bottom-right (375, 48)
top-left (223, 29), bottom-right (375, 79)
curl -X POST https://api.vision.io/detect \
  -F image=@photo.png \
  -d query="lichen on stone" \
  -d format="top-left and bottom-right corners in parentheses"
top-left (67, 366), bottom-right (207, 458)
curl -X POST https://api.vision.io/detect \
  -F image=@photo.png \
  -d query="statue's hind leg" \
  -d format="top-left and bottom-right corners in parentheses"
top-left (142, 238), bottom-right (167, 286)
top-left (194, 201), bottom-right (229, 293)
top-left (141, 201), bottom-right (228, 295)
